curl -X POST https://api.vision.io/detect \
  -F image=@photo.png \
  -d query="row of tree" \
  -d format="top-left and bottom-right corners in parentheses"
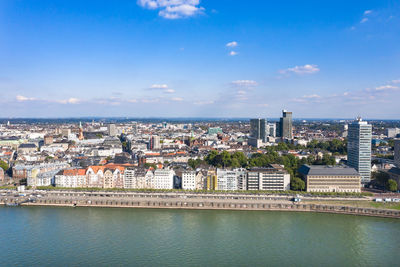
top-left (187, 150), bottom-right (337, 191)
top-left (256, 139), bottom-right (347, 155)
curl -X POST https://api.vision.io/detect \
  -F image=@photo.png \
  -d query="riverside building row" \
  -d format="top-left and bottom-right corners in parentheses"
top-left (51, 164), bottom-right (291, 191)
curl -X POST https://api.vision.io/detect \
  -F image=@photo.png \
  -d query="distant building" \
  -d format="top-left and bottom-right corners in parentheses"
top-left (387, 128), bottom-right (400, 138)
top-left (207, 127), bottom-right (223, 135)
top-left (61, 128), bottom-right (71, 137)
top-left (248, 138), bottom-right (263, 148)
top-left (44, 135), bottom-right (54, 145)
top-left (250, 118), bottom-right (268, 141)
top-left (247, 165), bottom-right (290, 191)
top-left (149, 136), bottom-right (161, 150)
top-left (78, 122), bottom-right (84, 140)
top-left (278, 110), bottom-right (293, 139)
top-left (299, 165), bottom-right (361, 193)
top-left (107, 124), bottom-right (118, 136)
top-left (268, 123), bottom-right (276, 137)
top-left (17, 143), bottom-right (37, 154)
top-left (347, 118), bottom-right (372, 184)
top-left (394, 139), bottom-right (400, 168)
top-left (0, 168), bottom-right (4, 182)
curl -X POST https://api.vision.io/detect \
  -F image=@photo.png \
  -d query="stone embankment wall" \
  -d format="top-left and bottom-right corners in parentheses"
top-left (2, 197), bottom-right (398, 219)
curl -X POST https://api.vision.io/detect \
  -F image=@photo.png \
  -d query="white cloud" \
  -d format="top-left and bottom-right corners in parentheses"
top-left (375, 85), bottom-right (398, 91)
top-left (302, 94), bottom-right (321, 98)
top-left (141, 98), bottom-right (160, 103)
top-left (229, 51), bottom-right (238, 56)
top-left (193, 100), bottom-right (214, 105)
top-left (364, 10), bottom-right (372, 15)
top-left (360, 18), bottom-right (368, 23)
top-left (164, 89), bottom-right (175, 93)
top-left (391, 79), bottom-right (400, 84)
top-left (149, 84), bottom-right (175, 93)
top-left (138, 0), bottom-right (204, 19)
top-left (280, 64), bottom-right (320, 75)
top-left (16, 95), bottom-right (36, 102)
top-left (150, 84), bottom-right (168, 89)
top-left (171, 97), bottom-right (184, 101)
top-left (226, 41), bottom-right (238, 48)
top-left (66, 98), bottom-right (80, 104)
top-left (231, 80), bottom-right (258, 87)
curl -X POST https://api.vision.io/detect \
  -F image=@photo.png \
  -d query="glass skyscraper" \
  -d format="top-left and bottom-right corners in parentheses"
top-left (278, 110), bottom-right (293, 139)
top-left (347, 118), bottom-right (372, 184)
top-left (250, 118), bottom-right (268, 142)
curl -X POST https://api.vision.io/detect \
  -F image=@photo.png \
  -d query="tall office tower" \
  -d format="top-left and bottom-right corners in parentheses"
top-left (347, 118), bottom-right (372, 184)
top-left (394, 139), bottom-right (400, 168)
top-left (107, 124), bottom-right (117, 136)
top-left (149, 136), bottom-right (161, 150)
top-left (268, 123), bottom-right (276, 137)
top-left (132, 122), bottom-right (137, 135)
top-left (278, 110), bottom-right (293, 139)
top-left (250, 118), bottom-right (267, 142)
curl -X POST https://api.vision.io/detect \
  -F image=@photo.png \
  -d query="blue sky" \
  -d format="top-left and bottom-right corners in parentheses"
top-left (0, 0), bottom-right (399, 119)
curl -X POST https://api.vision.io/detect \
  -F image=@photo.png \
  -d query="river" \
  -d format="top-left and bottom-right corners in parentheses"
top-left (0, 206), bottom-right (399, 266)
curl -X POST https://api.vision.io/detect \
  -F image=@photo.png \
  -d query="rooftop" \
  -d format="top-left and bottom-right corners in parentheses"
top-left (299, 164), bottom-right (360, 176)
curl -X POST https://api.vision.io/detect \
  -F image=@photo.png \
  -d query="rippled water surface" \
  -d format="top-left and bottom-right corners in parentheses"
top-left (0, 206), bottom-right (399, 266)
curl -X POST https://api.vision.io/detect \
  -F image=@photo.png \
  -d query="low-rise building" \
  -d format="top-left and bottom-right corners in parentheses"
top-left (298, 165), bottom-right (361, 193)
top-left (55, 169), bottom-right (87, 188)
top-left (216, 169), bottom-right (245, 191)
top-left (18, 143), bottom-right (37, 154)
top-left (182, 171), bottom-right (204, 190)
top-left (247, 165), bottom-right (290, 191)
top-left (153, 169), bottom-right (175, 189)
top-left (0, 168), bottom-right (4, 182)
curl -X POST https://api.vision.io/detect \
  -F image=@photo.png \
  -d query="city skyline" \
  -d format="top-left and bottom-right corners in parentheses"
top-left (1, 0), bottom-right (399, 118)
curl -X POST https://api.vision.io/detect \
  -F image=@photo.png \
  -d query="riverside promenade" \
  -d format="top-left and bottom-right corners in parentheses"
top-left (1, 190), bottom-right (399, 218)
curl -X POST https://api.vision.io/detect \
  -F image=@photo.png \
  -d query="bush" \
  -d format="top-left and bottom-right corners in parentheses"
top-left (387, 179), bottom-right (398, 192)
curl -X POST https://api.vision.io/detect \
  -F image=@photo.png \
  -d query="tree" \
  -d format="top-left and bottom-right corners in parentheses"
top-left (387, 179), bottom-right (398, 192)
top-left (372, 171), bottom-right (390, 188)
top-left (0, 160), bottom-right (8, 171)
top-left (290, 177), bottom-right (305, 191)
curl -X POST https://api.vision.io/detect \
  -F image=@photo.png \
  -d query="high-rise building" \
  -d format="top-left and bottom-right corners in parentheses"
top-left (268, 123), bottom-right (276, 137)
top-left (107, 124), bottom-right (117, 136)
top-left (149, 136), bottom-right (161, 150)
top-left (394, 139), bottom-right (400, 168)
top-left (347, 118), bottom-right (372, 184)
top-left (278, 110), bottom-right (293, 139)
top-left (250, 118), bottom-right (268, 141)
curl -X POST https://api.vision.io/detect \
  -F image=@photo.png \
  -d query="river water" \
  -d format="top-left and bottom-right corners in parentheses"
top-left (0, 206), bottom-right (399, 266)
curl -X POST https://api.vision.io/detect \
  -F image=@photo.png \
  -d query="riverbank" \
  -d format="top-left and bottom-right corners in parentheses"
top-left (2, 189), bottom-right (399, 218)
top-left (13, 198), bottom-right (400, 219)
